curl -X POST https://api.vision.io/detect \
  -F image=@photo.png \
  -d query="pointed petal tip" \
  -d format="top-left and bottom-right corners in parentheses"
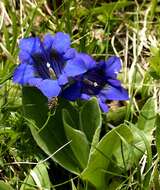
top-left (29, 78), bottom-right (61, 99)
top-left (13, 63), bottom-right (35, 85)
top-left (98, 98), bottom-right (109, 112)
top-left (51, 32), bottom-right (71, 54)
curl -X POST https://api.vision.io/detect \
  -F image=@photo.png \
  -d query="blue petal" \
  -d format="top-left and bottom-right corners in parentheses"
top-left (64, 57), bottom-right (87, 77)
top-left (13, 63), bottom-right (35, 84)
top-left (51, 32), bottom-right (70, 54)
top-left (19, 37), bottom-right (44, 63)
top-left (63, 48), bottom-right (77, 60)
top-left (61, 82), bottom-right (82, 101)
top-left (77, 53), bottom-right (96, 69)
top-left (99, 85), bottom-right (129, 101)
top-left (81, 93), bottom-right (91, 100)
top-left (58, 73), bottom-right (68, 85)
top-left (43, 33), bottom-right (54, 51)
top-left (102, 56), bottom-right (121, 78)
top-left (19, 37), bottom-right (41, 52)
top-left (28, 77), bottom-right (42, 87)
top-left (107, 79), bottom-right (121, 87)
top-left (29, 78), bottom-right (61, 99)
top-left (19, 51), bottom-right (34, 64)
top-left (98, 98), bottom-right (109, 112)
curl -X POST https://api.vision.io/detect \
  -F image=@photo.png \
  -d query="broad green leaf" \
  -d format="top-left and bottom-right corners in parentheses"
top-left (81, 125), bottom-right (133, 190)
top-left (63, 109), bottom-right (90, 169)
top-left (20, 163), bottom-right (51, 190)
top-left (137, 98), bottom-right (156, 133)
top-left (22, 87), bottom-right (48, 127)
top-left (89, 126), bottom-right (101, 155)
top-left (133, 98), bottom-right (156, 158)
top-left (22, 87), bottom-right (79, 129)
top-left (22, 87), bottom-right (82, 174)
top-left (115, 116), bottom-right (153, 188)
top-left (137, 98), bottom-right (156, 145)
top-left (0, 181), bottom-right (14, 190)
top-left (114, 98), bottom-right (156, 170)
top-left (113, 125), bottom-right (141, 170)
top-left (80, 98), bottom-right (102, 143)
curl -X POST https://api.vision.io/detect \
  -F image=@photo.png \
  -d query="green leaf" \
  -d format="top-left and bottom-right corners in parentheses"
top-left (22, 87), bottom-right (82, 174)
top-left (137, 98), bottom-right (156, 141)
top-left (22, 87), bottom-right (48, 127)
top-left (137, 98), bottom-right (156, 130)
top-left (63, 109), bottom-right (90, 169)
top-left (106, 106), bottom-right (127, 126)
top-left (81, 125), bottom-right (133, 190)
top-left (152, 159), bottom-right (160, 190)
top-left (113, 124), bottom-right (141, 170)
top-left (108, 178), bottom-right (123, 190)
top-left (89, 126), bottom-right (101, 155)
top-left (114, 98), bottom-right (156, 171)
top-left (130, 98), bottom-right (156, 163)
top-left (155, 114), bottom-right (160, 159)
top-left (20, 163), bottom-right (51, 190)
top-left (141, 73), bottom-right (152, 99)
top-left (79, 1), bottom-right (133, 16)
top-left (132, 127), bottom-right (152, 189)
top-left (0, 181), bottom-right (14, 190)
top-left (80, 98), bottom-right (102, 143)
top-left (91, 1), bottom-right (133, 15)
top-left (149, 47), bottom-right (160, 79)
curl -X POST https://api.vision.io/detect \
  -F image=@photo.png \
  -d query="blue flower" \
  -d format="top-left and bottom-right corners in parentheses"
top-left (13, 32), bottom-right (91, 99)
top-left (61, 56), bottom-right (129, 112)
top-left (13, 32), bottom-right (129, 112)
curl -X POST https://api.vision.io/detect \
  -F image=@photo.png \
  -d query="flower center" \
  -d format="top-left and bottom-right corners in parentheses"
top-left (32, 53), bottom-right (50, 79)
top-left (32, 48), bottom-right (65, 80)
top-left (49, 49), bottom-right (64, 77)
top-left (82, 67), bottom-right (106, 95)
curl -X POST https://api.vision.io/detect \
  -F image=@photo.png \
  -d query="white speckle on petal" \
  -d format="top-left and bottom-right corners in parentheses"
top-left (93, 82), bottom-right (98, 87)
top-left (46, 62), bottom-right (51, 68)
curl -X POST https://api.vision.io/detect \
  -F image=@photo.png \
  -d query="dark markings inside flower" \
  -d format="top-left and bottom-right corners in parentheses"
top-left (13, 32), bottom-right (95, 100)
top-left (31, 53), bottom-right (50, 79)
top-left (61, 56), bottom-right (129, 112)
top-left (13, 32), bottom-right (129, 112)
top-left (50, 49), bottom-right (64, 77)
top-left (13, 32), bottom-right (76, 99)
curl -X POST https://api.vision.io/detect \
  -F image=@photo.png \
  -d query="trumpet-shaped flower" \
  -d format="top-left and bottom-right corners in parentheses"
top-left (13, 32), bottom-right (93, 99)
top-left (61, 56), bottom-right (129, 112)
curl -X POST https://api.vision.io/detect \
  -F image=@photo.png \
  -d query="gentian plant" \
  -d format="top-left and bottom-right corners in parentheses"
top-left (12, 32), bottom-right (140, 190)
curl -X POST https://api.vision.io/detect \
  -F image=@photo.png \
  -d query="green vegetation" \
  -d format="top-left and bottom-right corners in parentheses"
top-left (0, 0), bottom-right (160, 189)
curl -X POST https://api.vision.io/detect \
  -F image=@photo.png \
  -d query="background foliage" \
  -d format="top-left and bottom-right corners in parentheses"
top-left (0, 0), bottom-right (160, 189)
